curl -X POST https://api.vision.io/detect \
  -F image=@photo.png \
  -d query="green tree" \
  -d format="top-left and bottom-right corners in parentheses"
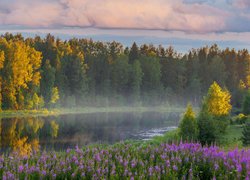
top-left (140, 56), bottom-right (163, 105)
top-left (242, 122), bottom-right (250, 146)
top-left (179, 104), bottom-right (198, 141)
top-left (40, 60), bottom-right (56, 106)
top-left (61, 52), bottom-right (87, 106)
top-left (129, 60), bottom-right (143, 104)
top-left (129, 42), bottom-right (139, 64)
top-left (207, 56), bottom-right (227, 86)
top-left (243, 90), bottom-right (250, 115)
top-left (197, 108), bottom-right (217, 145)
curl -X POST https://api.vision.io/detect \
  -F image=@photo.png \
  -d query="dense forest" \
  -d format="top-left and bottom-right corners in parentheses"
top-left (0, 33), bottom-right (249, 110)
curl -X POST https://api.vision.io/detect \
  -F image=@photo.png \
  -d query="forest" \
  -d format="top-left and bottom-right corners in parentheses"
top-left (0, 33), bottom-right (249, 110)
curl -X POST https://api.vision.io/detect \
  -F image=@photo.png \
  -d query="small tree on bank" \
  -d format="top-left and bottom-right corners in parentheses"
top-left (179, 104), bottom-right (198, 141)
top-left (242, 122), bottom-right (250, 146)
top-left (197, 82), bottom-right (232, 144)
top-left (243, 90), bottom-right (250, 115)
top-left (197, 106), bottom-right (218, 145)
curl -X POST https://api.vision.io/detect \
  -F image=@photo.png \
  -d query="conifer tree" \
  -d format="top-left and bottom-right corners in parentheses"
top-left (242, 122), bottom-right (250, 146)
top-left (243, 90), bottom-right (250, 115)
top-left (179, 104), bottom-right (198, 141)
top-left (129, 42), bottom-right (139, 64)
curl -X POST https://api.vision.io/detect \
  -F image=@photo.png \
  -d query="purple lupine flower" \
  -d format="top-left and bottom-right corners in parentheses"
top-left (94, 153), bottom-right (101, 162)
top-left (18, 165), bottom-right (24, 173)
top-left (173, 165), bottom-right (178, 171)
top-left (66, 148), bottom-right (71, 154)
top-left (41, 170), bottom-right (46, 176)
top-left (214, 163), bottom-right (219, 171)
top-left (148, 167), bottom-right (153, 176)
top-left (155, 165), bottom-right (161, 173)
top-left (237, 164), bottom-right (242, 172)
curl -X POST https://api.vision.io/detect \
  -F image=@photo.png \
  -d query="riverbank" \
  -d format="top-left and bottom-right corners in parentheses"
top-left (0, 106), bottom-right (186, 118)
top-left (149, 124), bottom-right (246, 150)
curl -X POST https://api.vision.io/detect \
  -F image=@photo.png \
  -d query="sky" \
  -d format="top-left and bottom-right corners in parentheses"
top-left (0, 0), bottom-right (250, 52)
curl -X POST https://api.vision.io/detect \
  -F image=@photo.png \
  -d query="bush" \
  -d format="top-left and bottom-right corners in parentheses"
top-left (214, 116), bottom-right (230, 134)
top-left (197, 110), bottom-right (218, 145)
top-left (243, 90), bottom-right (250, 115)
top-left (242, 122), bottom-right (250, 146)
top-left (233, 113), bottom-right (248, 124)
top-left (179, 104), bottom-right (198, 141)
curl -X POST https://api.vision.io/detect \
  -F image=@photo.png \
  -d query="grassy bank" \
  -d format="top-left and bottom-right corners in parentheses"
top-left (0, 106), bottom-right (186, 118)
top-left (149, 124), bottom-right (245, 150)
top-left (218, 124), bottom-right (244, 149)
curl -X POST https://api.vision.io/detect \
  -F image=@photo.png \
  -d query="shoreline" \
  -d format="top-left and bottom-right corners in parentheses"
top-left (0, 106), bottom-right (186, 118)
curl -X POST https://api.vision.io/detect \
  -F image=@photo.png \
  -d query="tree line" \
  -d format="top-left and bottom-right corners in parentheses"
top-left (0, 33), bottom-right (249, 110)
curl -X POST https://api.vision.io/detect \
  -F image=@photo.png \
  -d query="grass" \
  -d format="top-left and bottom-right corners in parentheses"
top-left (148, 123), bottom-right (246, 150)
top-left (218, 124), bottom-right (244, 149)
top-left (149, 128), bottom-right (180, 145)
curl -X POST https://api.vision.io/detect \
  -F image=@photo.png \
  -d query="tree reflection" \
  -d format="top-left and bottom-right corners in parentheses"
top-left (0, 116), bottom-right (59, 156)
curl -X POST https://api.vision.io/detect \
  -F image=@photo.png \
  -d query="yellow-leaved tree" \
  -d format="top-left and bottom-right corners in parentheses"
top-left (0, 38), bottom-right (42, 109)
top-left (203, 81), bottom-right (232, 117)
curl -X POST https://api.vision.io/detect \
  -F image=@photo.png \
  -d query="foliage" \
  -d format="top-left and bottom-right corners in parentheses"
top-left (233, 113), bottom-right (248, 124)
top-left (1, 143), bottom-right (250, 179)
top-left (196, 82), bottom-right (232, 145)
top-left (49, 87), bottom-right (59, 107)
top-left (243, 90), bottom-right (250, 115)
top-left (0, 38), bottom-right (42, 109)
top-left (179, 104), bottom-right (198, 141)
top-left (218, 124), bottom-right (243, 149)
top-left (203, 82), bottom-right (232, 116)
top-left (242, 122), bottom-right (250, 146)
top-left (197, 109), bottom-right (217, 145)
top-left (0, 34), bottom-right (249, 109)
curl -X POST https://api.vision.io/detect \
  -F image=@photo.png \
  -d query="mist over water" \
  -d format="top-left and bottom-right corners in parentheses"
top-left (0, 111), bottom-right (181, 152)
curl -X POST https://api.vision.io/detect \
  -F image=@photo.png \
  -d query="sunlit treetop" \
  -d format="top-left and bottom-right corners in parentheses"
top-left (183, 103), bottom-right (195, 120)
top-left (204, 81), bottom-right (232, 116)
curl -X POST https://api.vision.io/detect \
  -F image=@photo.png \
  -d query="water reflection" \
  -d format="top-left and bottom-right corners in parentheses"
top-left (0, 111), bottom-right (180, 154)
top-left (0, 117), bottom-right (59, 156)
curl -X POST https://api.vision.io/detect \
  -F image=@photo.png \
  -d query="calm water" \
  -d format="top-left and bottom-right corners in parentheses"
top-left (0, 111), bottom-right (181, 152)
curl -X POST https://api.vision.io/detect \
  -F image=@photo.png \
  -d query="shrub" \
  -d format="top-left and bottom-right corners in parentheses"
top-left (242, 122), bottom-right (250, 146)
top-left (197, 110), bottom-right (218, 145)
top-left (179, 104), bottom-right (198, 141)
top-left (243, 90), bottom-right (250, 115)
top-left (234, 113), bottom-right (248, 124)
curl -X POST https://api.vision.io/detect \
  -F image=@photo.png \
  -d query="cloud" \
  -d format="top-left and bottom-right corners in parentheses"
top-left (231, 0), bottom-right (250, 9)
top-left (0, 0), bottom-right (248, 33)
top-left (0, 0), bottom-right (229, 33)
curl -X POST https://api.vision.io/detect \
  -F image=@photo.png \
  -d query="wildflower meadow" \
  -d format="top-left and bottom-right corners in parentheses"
top-left (1, 143), bottom-right (250, 179)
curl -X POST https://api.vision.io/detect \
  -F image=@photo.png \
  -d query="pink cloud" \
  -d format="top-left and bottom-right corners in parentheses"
top-left (0, 0), bottom-right (230, 33)
top-left (232, 0), bottom-right (250, 9)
